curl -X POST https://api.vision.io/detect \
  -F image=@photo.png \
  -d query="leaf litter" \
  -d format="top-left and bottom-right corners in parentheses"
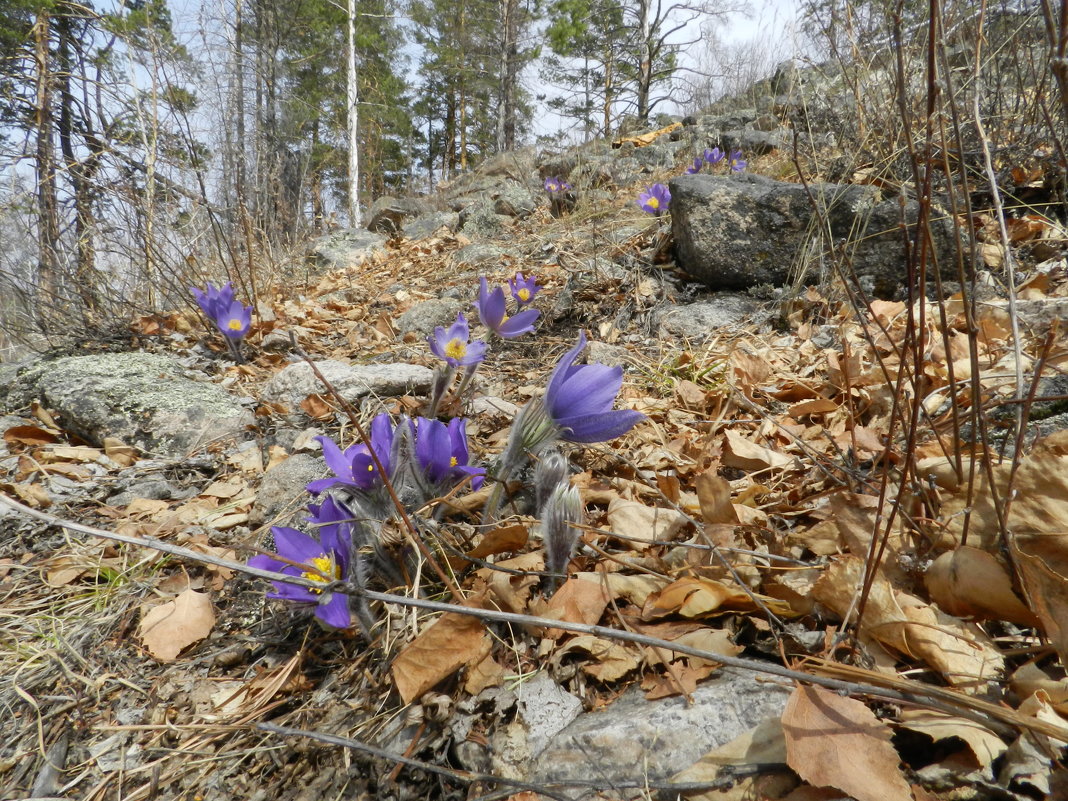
top-left (1, 204), bottom-right (1068, 799)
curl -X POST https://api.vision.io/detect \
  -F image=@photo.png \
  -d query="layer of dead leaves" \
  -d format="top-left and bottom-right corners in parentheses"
top-left (4, 207), bottom-right (1068, 800)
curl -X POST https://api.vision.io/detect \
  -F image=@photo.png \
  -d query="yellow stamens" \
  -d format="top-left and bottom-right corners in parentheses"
top-left (227, 318), bottom-right (243, 331)
top-left (444, 338), bottom-right (467, 360)
top-left (517, 288), bottom-right (531, 302)
top-left (450, 456), bottom-right (458, 467)
top-left (367, 463), bottom-right (375, 472)
top-left (301, 554), bottom-right (340, 593)
top-left (647, 197), bottom-right (659, 209)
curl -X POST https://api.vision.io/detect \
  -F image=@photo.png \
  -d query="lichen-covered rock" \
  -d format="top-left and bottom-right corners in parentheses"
top-left (3, 352), bottom-right (253, 458)
top-left (671, 173), bottom-right (963, 297)
top-left (396, 298), bottom-right (465, 336)
top-left (250, 452), bottom-right (325, 527)
top-left (365, 196), bottom-right (432, 235)
top-left (492, 182), bottom-right (537, 218)
top-left (262, 359), bottom-right (434, 410)
top-left (523, 668), bottom-right (791, 785)
top-left (659, 296), bottom-right (764, 340)
top-left (310, 228), bottom-right (387, 270)
top-left (404, 212), bottom-right (459, 241)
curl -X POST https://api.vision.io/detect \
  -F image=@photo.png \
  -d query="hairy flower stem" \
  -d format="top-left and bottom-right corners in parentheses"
top-left (482, 398), bottom-right (560, 525)
top-left (426, 365), bottom-right (456, 418)
top-left (453, 363), bottom-right (480, 408)
top-left (226, 337), bottom-right (245, 364)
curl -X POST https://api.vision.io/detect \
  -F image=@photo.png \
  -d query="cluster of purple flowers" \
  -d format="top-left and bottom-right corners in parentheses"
top-left (544, 176), bottom-right (571, 193)
top-left (191, 281), bottom-right (252, 340)
top-left (250, 264), bottom-right (649, 628)
top-left (686, 147), bottom-right (746, 174)
top-left (308, 412), bottom-right (485, 496)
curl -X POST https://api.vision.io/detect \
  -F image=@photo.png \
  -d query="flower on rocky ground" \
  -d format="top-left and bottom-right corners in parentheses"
top-left (307, 412), bottom-right (394, 494)
top-left (729, 149), bottom-right (747, 172)
top-left (476, 277), bottom-right (540, 338)
top-left (248, 515), bottom-right (351, 628)
top-left (544, 330), bottom-right (645, 443)
top-left (637, 183), bottom-right (671, 215)
top-left (413, 417), bottom-right (485, 490)
top-left (704, 147), bottom-right (725, 165)
top-left (191, 281), bottom-right (235, 320)
top-left (508, 272), bottom-right (541, 306)
top-left (215, 299), bottom-right (252, 339)
top-left (428, 313), bottom-right (486, 368)
top-left (544, 176), bottom-right (570, 192)
top-left (685, 156), bottom-right (704, 174)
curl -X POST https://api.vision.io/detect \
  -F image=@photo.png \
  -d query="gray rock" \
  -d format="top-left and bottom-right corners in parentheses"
top-left (3, 353), bottom-right (253, 458)
top-left (671, 173), bottom-right (962, 297)
top-left (659, 296), bottom-right (763, 340)
top-left (586, 341), bottom-right (634, 368)
top-left (515, 673), bottom-right (583, 758)
top-left (108, 479), bottom-right (188, 508)
top-left (251, 452), bottom-right (325, 527)
top-left (396, 298), bottom-right (465, 336)
top-left (262, 359), bottom-right (434, 410)
top-left (451, 243), bottom-right (509, 268)
top-left (527, 668), bottom-right (791, 785)
top-left (460, 200), bottom-right (511, 239)
top-left (493, 182), bottom-right (537, 218)
top-left (404, 212), bottom-right (459, 241)
top-left (310, 229), bottom-right (387, 270)
top-left (365, 196), bottom-right (432, 235)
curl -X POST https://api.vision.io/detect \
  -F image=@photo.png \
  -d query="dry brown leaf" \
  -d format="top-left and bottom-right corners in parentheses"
top-left (139, 589), bottom-right (215, 661)
top-left (782, 685), bottom-right (913, 801)
top-left (464, 653), bottom-right (507, 696)
top-left (812, 556), bottom-right (1003, 692)
top-left (896, 709), bottom-right (1007, 768)
top-left (2, 481), bottom-right (51, 508)
top-left (103, 437), bottom-right (137, 466)
top-left (925, 546), bottom-right (1039, 625)
top-left (599, 572), bottom-right (666, 607)
top-left (1011, 662), bottom-right (1068, 715)
top-left (3, 425), bottom-right (60, 447)
top-left (206, 653), bottom-right (304, 722)
top-left (466, 524), bottom-right (529, 561)
top-left (542, 576), bottom-right (611, 638)
top-left (695, 470), bottom-right (739, 525)
top-left (300, 393), bottom-right (335, 421)
top-left (642, 576), bottom-right (764, 620)
top-left (552, 635), bottom-right (639, 682)
top-left (391, 613), bottom-right (490, 704)
top-left (1012, 532), bottom-right (1068, 668)
top-left (722, 429), bottom-right (795, 472)
top-left (606, 498), bottom-right (689, 550)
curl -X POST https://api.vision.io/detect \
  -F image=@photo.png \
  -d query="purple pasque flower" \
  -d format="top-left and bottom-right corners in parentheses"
top-left (685, 156), bottom-right (704, 174)
top-left (544, 330), bottom-right (645, 443)
top-left (247, 516), bottom-right (351, 628)
top-left (729, 149), bottom-right (747, 172)
top-left (508, 272), bottom-right (541, 306)
top-left (476, 277), bottom-right (540, 339)
top-left (215, 299), bottom-right (252, 339)
top-left (428, 313), bottom-right (486, 368)
top-left (413, 417), bottom-right (485, 490)
top-left (191, 281), bottom-right (235, 320)
top-left (637, 183), bottom-right (671, 215)
top-left (308, 412), bottom-right (394, 494)
top-left (704, 147), bottom-right (725, 166)
top-left (544, 176), bottom-right (560, 192)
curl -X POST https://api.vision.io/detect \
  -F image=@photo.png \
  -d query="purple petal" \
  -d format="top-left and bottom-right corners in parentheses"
top-left (447, 418), bottom-right (469, 465)
top-left (306, 476), bottom-right (341, 494)
top-left (497, 307), bottom-right (540, 338)
top-left (316, 593), bottom-right (351, 628)
top-left (545, 331), bottom-right (588, 409)
top-left (477, 278), bottom-right (506, 330)
top-left (270, 526), bottom-right (324, 563)
top-left (266, 584), bottom-right (319, 603)
top-left (348, 452), bottom-right (379, 489)
top-left (555, 409), bottom-right (646, 443)
top-left (550, 363), bottom-right (624, 419)
top-left (248, 553), bottom-right (286, 573)
top-left (316, 436), bottom-right (353, 481)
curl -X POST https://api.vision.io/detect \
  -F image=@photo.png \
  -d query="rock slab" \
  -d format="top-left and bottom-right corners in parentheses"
top-left (263, 359), bottom-right (434, 409)
top-left (671, 173), bottom-right (963, 297)
top-left (3, 352), bottom-right (253, 458)
top-left (527, 667), bottom-right (791, 785)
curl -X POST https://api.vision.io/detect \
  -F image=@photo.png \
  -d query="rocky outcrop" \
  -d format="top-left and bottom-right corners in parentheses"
top-left (670, 173), bottom-right (964, 297)
top-left (2, 352), bottom-right (253, 458)
top-left (262, 359), bottom-right (434, 411)
top-left (310, 229), bottom-right (387, 270)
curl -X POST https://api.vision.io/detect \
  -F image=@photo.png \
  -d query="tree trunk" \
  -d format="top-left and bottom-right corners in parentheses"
top-left (347, 0), bottom-right (360, 225)
top-left (33, 8), bottom-right (60, 317)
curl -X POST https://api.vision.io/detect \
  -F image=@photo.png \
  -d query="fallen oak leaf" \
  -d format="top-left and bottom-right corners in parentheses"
top-left (782, 685), bottom-right (913, 801)
top-left (139, 588), bottom-right (215, 662)
top-left (391, 612), bottom-right (490, 704)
